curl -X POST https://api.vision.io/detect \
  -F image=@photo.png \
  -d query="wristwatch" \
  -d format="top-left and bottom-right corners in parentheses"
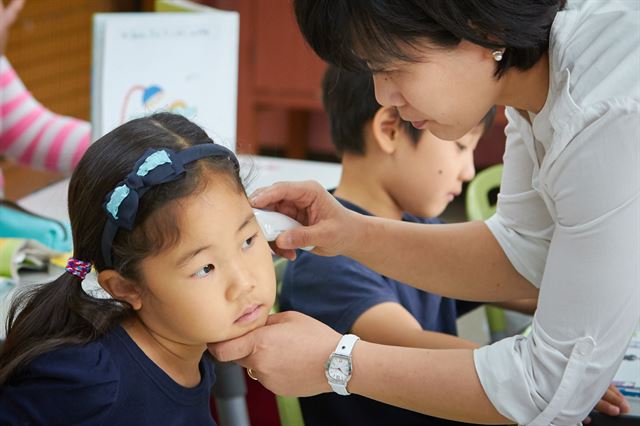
top-left (325, 334), bottom-right (360, 395)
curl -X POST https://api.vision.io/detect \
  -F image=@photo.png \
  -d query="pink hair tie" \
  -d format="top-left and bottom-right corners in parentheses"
top-left (65, 258), bottom-right (92, 281)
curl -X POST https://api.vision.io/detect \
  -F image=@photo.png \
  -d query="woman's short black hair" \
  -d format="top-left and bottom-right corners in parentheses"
top-left (322, 65), bottom-right (496, 155)
top-left (296, 0), bottom-right (565, 78)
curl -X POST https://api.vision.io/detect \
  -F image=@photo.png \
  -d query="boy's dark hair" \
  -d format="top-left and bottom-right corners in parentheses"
top-left (0, 113), bottom-right (243, 385)
top-left (322, 65), bottom-right (379, 155)
top-left (322, 65), bottom-right (496, 155)
top-left (296, 0), bottom-right (565, 78)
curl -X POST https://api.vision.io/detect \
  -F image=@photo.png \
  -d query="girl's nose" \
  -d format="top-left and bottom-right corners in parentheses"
top-left (225, 263), bottom-right (256, 301)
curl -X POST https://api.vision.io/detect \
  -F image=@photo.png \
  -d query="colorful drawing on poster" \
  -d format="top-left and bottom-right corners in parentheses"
top-left (120, 84), bottom-right (197, 124)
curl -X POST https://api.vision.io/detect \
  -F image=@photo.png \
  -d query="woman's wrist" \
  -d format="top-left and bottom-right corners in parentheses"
top-left (347, 339), bottom-right (385, 398)
top-left (347, 339), bottom-right (368, 395)
top-left (343, 210), bottom-right (375, 259)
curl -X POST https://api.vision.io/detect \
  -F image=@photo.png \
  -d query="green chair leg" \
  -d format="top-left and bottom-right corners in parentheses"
top-left (276, 395), bottom-right (305, 426)
top-left (271, 257), bottom-right (306, 426)
top-left (485, 305), bottom-right (507, 342)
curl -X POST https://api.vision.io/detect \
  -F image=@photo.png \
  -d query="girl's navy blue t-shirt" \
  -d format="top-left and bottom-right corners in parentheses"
top-left (0, 325), bottom-right (216, 425)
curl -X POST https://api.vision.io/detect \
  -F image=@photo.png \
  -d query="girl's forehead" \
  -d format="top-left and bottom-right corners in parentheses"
top-left (180, 182), bottom-right (248, 218)
top-left (146, 186), bottom-right (253, 263)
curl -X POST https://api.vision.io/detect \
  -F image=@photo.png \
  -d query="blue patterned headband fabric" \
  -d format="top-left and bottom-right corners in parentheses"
top-left (101, 143), bottom-right (239, 268)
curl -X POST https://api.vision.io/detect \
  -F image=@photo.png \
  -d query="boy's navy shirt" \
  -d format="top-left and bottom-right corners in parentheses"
top-left (280, 197), bottom-right (467, 426)
top-left (0, 325), bottom-right (216, 425)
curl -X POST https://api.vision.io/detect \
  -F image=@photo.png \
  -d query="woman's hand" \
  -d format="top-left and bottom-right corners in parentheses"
top-left (583, 384), bottom-right (630, 424)
top-left (0, 0), bottom-right (25, 56)
top-left (208, 311), bottom-right (341, 396)
top-left (250, 180), bottom-right (362, 260)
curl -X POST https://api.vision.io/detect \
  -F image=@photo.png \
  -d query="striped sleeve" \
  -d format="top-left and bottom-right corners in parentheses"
top-left (0, 56), bottom-right (90, 178)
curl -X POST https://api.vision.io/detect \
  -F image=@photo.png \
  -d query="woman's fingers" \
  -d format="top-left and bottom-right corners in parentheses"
top-left (268, 241), bottom-right (297, 260)
top-left (593, 384), bottom-right (629, 416)
top-left (208, 312), bottom-right (301, 362)
top-left (208, 328), bottom-right (258, 363)
top-left (209, 311), bottom-right (340, 397)
top-left (250, 181), bottom-right (324, 212)
top-left (250, 180), bottom-right (356, 256)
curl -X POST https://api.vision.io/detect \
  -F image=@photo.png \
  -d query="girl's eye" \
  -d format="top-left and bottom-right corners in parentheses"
top-left (193, 264), bottom-right (215, 278)
top-left (242, 235), bottom-right (256, 251)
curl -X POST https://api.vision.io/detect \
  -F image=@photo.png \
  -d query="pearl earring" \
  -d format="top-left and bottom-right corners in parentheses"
top-left (492, 50), bottom-right (504, 62)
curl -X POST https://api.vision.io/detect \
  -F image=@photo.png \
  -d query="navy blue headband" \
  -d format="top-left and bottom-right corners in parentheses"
top-left (101, 143), bottom-right (239, 268)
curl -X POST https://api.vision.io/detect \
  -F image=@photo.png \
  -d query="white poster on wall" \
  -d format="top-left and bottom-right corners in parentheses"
top-left (91, 11), bottom-right (239, 151)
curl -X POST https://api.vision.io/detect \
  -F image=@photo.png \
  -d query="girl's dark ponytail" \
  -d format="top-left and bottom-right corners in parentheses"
top-left (0, 271), bottom-right (127, 385)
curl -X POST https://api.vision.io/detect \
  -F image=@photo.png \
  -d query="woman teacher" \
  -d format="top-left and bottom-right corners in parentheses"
top-left (210, 1), bottom-right (639, 424)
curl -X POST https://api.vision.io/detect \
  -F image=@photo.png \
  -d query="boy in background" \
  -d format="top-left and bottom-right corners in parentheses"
top-left (280, 65), bottom-right (504, 426)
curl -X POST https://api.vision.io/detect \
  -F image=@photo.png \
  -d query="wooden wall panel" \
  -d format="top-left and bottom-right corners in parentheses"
top-left (5, 0), bottom-right (138, 121)
top-left (253, 0), bottom-right (325, 105)
top-left (1, 0), bottom-right (140, 201)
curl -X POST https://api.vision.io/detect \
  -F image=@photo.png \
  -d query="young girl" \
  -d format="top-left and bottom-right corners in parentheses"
top-left (0, 112), bottom-right (276, 424)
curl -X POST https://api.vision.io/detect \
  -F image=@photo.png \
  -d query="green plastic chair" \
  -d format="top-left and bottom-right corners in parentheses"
top-left (271, 257), bottom-right (305, 426)
top-left (271, 257), bottom-right (289, 314)
top-left (465, 164), bottom-right (508, 342)
top-left (465, 164), bottom-right (503, 222)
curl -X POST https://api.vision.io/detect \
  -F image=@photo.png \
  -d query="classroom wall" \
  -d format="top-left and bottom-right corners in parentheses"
top-left (0, 0), bottom-right (140, 200)
top-left (6, 0), bottom-right (140, 120)
top-left (206, 0), bottom-right (507, 164)
top-left (2, 0), bottom-right (507, 201)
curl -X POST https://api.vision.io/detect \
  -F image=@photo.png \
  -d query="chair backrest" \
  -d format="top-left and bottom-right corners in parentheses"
top-left (272, 257), bottom-right (289, 314)
top-left (465, 164), bottom-right (503, 221)
top-left (271, 257), bottom-right (305, 426)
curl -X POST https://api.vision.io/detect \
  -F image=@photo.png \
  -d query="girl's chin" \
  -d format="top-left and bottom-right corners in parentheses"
top-left (217, 316), bottom-right (269, 342)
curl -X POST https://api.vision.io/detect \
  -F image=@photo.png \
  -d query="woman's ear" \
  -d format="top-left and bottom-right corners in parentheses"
top-left (98, 270), bottom-right (143, 310)
top-left (371, 106), bottom-right (403, 155)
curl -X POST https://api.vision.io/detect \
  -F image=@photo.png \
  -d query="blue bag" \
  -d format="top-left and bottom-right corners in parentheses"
top-left (0, 200), bottom-right (72, 252)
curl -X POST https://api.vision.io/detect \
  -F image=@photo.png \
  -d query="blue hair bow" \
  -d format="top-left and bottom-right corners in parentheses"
top-left (101, 144), bottom-right (239, 268)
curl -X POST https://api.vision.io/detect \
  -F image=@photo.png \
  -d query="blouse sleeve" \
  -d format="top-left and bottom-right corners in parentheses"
top-left (476, 103), bottom-right (640, 425)
top-left (484, 108), bottom-right (555, 287)
top-left (0, 56), bottom-right (90, 174)
top-left (0, 342), bottom-right (119, 424)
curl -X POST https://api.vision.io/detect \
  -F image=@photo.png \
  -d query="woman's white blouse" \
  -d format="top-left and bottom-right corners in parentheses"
top-left (474, 1), bottom-right (639, 424)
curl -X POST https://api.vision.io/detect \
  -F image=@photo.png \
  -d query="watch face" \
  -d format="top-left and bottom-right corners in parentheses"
top-left (327, 354), bottom-right (352, 383)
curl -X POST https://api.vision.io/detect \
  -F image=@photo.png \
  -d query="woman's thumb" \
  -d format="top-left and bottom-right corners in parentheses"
top-left (277, 225), bottom-right (317, 250)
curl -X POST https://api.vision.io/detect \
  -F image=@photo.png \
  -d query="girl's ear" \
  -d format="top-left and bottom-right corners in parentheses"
top-left (98, 270), bottom-right (143, 310)
top-left (371, 106), bottom-right (403, 155)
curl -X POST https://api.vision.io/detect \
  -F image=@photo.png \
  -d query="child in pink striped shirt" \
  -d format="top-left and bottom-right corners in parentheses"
top-left (0, 57), bottom-right (90, 195)
top-left (0, 0), bottom-right (90, 196)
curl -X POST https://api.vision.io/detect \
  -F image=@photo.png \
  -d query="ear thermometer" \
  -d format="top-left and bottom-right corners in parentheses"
top-left (252, 208), bottom-right (314, 251)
